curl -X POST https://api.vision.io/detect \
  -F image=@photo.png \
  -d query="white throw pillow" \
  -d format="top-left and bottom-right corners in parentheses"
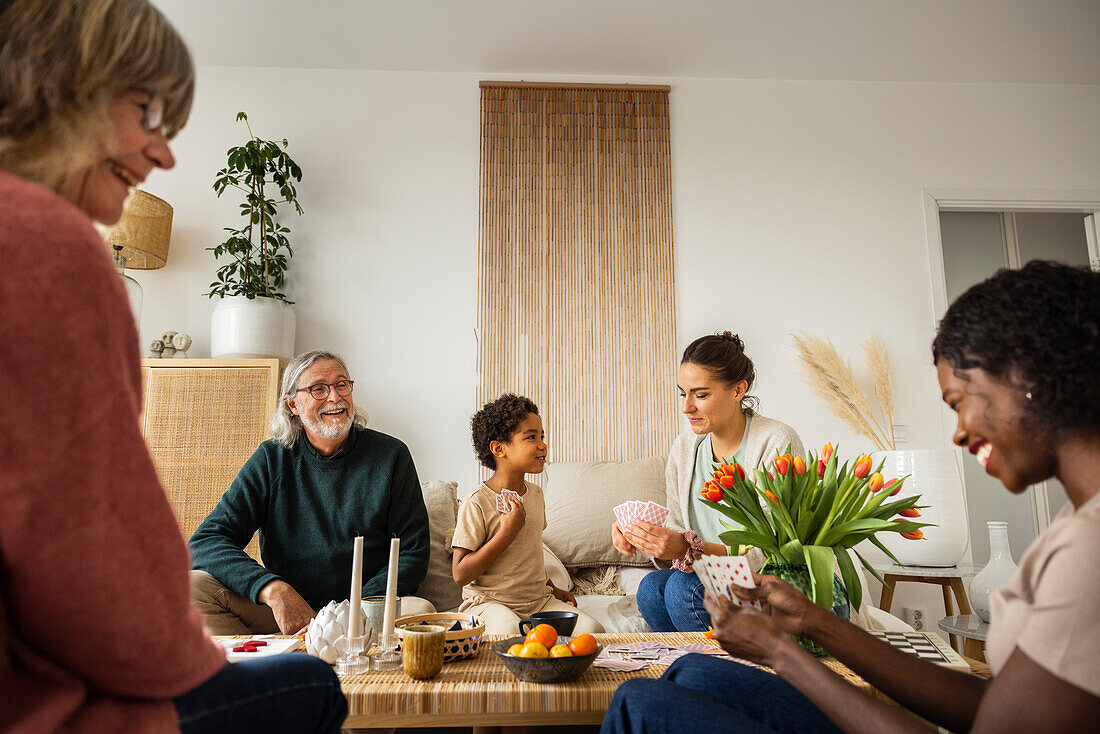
top-left (542, 457), bottom-right (667, 568)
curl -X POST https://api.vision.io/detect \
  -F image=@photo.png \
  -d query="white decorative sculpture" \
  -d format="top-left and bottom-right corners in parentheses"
top-left (305, 599), bottom-right (373, 665)
top-left (172, 333), bottom-right (192, 357)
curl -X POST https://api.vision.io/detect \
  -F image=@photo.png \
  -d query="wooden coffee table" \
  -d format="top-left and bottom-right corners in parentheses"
top-left (318, 632), bottom-right (881, 728)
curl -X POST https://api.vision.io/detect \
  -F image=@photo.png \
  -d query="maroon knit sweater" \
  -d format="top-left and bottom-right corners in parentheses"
top-left (0, 171), bottom-right (225, 733)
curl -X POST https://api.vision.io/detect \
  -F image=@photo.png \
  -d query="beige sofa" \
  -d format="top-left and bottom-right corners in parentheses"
top-left (416, 457), bottom-right (911, 633)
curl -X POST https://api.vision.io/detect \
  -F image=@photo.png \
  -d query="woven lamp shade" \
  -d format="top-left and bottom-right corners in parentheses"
top-left (103, 189), bottom-right (173, 269)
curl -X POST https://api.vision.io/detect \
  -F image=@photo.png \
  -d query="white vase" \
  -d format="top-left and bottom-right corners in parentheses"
top-left (210, 295), bottom-right (295, 360)
top-left (969, 521), bottom-right (1017, 623)
top-left (873, 449), bottom-right (969, 567)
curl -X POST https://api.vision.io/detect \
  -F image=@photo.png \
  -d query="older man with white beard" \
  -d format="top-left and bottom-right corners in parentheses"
top-left (189, 350), bottom-right (434, 635)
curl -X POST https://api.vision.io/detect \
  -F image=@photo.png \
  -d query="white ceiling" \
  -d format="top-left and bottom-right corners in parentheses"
top-left (153, 0), bottom-right (1100, 84)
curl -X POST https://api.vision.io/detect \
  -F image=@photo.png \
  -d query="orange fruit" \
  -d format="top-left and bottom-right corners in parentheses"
top-left (567, 633), bottom-right (597, 656)
top-left (506, 643), bottom-right (524, 656)
top-left (519, 642), bottom-right (549, 658)
top-left (549, 644), bottom-right (573, 657)
top-left (524, 623), bottom-right (558, 649)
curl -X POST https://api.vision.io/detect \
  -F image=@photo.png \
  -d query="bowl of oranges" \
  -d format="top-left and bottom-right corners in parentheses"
top-left (492, 624), bottom-right (601, 683)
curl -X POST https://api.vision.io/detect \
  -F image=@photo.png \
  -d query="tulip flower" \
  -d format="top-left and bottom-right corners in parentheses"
top-left (853, 454), bottom-right (872, 479)
top-left (719, 475), bottom-right (735, 489)
top-left (764, 490), bottom-right (779, 503)
top-left (733, 463), bottom-right (745, 480)
top-left (901, 529), bottom-right (925, 540)
top-left (899, 507), bottom-right (921, 518)
top-left (817, 459), bottom-right (826, 476)
top-left (887, 479), bottom-right (902, 496)
top-left (822, 443), bottom-right (834, 462)
top-left (705, 487), bottom-right (724, 502)
top-left (793, 456), bottom-right (806, 475)
top-left (867, 472), bottom-right (884, 493)
top-left (774, 455), bottom-right (790, 476)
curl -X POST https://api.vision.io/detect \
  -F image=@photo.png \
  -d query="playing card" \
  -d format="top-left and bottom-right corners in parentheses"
top-left (697, 555), bottom-right (762, 610)
top-left (593, 657), bottom-right (649, 671)
top-left (636, 501), bottom-right (670, 526)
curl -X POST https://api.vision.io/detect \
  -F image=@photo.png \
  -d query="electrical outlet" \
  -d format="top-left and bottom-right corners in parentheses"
top-left (902, 606), bottom-right (926, 631)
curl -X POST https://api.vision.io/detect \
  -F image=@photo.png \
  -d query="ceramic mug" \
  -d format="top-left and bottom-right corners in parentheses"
top-left (519, 610), bottom-right (578, 637)
top-left (401, 624), bottom-right (445, 679)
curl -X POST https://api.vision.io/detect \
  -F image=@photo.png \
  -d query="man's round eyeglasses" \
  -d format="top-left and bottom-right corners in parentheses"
top-left (295, 380), bottom-right (354, 400)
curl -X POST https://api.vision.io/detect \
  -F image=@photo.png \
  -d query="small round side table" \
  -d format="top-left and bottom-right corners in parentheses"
top-left (870, 562), bottom-right (980, 653)
top-left (938, 614), bottom-right (988, 661)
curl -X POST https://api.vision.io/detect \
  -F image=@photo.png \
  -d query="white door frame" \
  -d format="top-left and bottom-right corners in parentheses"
top-left (922, 188), bottom-right (1100, 536)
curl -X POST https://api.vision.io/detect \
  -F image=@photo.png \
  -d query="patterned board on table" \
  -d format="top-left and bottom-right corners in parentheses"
top-left (869, 631), bottom-right (970, 671)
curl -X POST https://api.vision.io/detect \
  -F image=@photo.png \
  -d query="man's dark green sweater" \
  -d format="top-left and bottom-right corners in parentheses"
top-left (189, 427), bottom-right (430, 610)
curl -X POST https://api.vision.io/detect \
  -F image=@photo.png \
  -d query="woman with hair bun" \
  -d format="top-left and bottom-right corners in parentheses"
top-left (611, 331), bottom-right (805, 632)
top-left (1, 1), bottom-right (345, 732)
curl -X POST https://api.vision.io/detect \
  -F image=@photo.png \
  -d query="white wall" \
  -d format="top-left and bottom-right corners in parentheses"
top-left (139, 69), bottom-right (1100, 623)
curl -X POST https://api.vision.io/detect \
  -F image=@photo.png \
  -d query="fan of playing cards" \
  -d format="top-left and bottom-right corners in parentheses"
top-left (694, 555), bottom-right (763, 611)
top-left (495, 489), bottom-right (522, 512)
top-left (613, 501), bottom-right (669, 531)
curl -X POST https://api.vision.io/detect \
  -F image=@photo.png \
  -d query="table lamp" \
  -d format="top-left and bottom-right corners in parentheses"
top-left (102, 189), bottom-right (173, 324)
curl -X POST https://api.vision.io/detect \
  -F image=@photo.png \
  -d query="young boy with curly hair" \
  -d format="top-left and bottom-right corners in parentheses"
top-left (451, 394), bottom-right (604, 637)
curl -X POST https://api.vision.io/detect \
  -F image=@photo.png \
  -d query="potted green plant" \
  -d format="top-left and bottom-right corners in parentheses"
top-left (207, 112), bottom-right (302, 360)
top-left (701, 443), bottom-right (931, 655)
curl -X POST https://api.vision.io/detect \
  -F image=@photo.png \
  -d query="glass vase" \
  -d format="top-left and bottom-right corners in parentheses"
top-left (969, 521), bottom-right (1018, 623)
top-left (760, 560), bottom-right (850, 657)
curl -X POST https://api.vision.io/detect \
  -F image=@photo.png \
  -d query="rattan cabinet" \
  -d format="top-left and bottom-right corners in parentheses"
top-left (140, 358), bottom-right (280, 560)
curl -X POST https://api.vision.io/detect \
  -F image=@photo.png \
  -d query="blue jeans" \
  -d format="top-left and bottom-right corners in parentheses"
top-left (637, 569), bottom-right (710, 632)
top-left (601, 653), bottom-right (843, 734)
top-left (174, 654), bottom-right (346, 734)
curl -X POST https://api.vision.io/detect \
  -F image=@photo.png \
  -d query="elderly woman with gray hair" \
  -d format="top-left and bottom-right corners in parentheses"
top-left (189, 349), bottom-right (435, 638)
top-left (0, 1), bottom-right (345, 732)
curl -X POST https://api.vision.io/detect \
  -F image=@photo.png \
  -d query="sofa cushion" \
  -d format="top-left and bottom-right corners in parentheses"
top-left (415, 480), bottom-right (464, 612)
top-left (543, 457), bottom-right (667, 568)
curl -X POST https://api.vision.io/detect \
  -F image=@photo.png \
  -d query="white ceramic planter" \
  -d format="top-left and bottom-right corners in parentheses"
top-left (873, 449), bottom-right (969, 567)
top-left (210, 295), bottom-right (295, 360)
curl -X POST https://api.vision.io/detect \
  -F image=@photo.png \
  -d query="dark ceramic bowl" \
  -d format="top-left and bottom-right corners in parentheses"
top-left (492, 636), bottom-right (601, 683)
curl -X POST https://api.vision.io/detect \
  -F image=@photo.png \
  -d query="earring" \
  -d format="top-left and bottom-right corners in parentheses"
top-left (1025, 391), bottom-right (1033, 400)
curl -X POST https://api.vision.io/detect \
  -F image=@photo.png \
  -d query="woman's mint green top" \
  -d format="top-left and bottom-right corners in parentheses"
top-left (687, 415), bottom-right (751, 548)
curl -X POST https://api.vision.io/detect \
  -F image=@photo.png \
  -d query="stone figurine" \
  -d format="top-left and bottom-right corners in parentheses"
top-left (148, 340), bottom-right (164, 358)
top-left (172, 333), bottom-right (192, 357)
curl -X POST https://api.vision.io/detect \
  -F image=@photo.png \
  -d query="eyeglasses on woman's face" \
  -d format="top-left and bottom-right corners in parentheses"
top-left (295, 379), bottom-right (355, 401)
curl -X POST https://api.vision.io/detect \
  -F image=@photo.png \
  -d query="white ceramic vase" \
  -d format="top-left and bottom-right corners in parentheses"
top-left (304, 600), bottom-right (373, 664)
top-left (210, 295), bottom-right (295, 360)
top-left (969, 521), bottom-right (1017, 623)
top-left (873, 449), bottom-right (969, 567)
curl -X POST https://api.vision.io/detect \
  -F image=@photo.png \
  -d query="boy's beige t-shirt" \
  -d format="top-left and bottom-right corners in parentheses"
top-left (986, 490), bottom-right (1100, 696)
top-left (452, 481), bottom-right (550, 611)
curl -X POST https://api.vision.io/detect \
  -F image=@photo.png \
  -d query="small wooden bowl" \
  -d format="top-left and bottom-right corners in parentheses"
top-left (395, 612), bottom-right (485, 663)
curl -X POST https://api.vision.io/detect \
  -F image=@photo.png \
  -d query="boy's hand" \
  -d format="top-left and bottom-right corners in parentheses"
top-left (499, 494), bottom-right (526, 537)
top-left (551, 585), bottom-right (577, 606)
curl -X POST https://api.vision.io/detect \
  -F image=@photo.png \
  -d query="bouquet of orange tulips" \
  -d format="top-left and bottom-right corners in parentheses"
top-left (700, 444), bottom-right (931, 614)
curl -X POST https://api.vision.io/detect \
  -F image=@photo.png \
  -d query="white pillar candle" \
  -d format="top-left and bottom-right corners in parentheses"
top-left (347, 536), bottom-right (363, 642)
top-left (381, 537), bottom-right (400, 638)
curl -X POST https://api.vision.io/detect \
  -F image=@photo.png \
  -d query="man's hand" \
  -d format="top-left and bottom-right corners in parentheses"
top-left (550, 584), bottom-right (577, 606)
top-left (258, 580), bottom-right (316, 635)
top-left (611, 521), bottom-right (637, 557)
top-left (498, 494), bottom-right (526, 538)
top-left (623, 519), bottom-right (688, 560)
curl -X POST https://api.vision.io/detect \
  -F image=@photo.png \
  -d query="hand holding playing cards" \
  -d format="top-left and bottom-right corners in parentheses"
top-left (623, 520), bottom-right (687, 561)
top-left (498, 494), bottom-right (526, 537)
top-left (703, 573), bottom-right (822, 666)
top-left (611, 521), bottom-right (637, 556)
